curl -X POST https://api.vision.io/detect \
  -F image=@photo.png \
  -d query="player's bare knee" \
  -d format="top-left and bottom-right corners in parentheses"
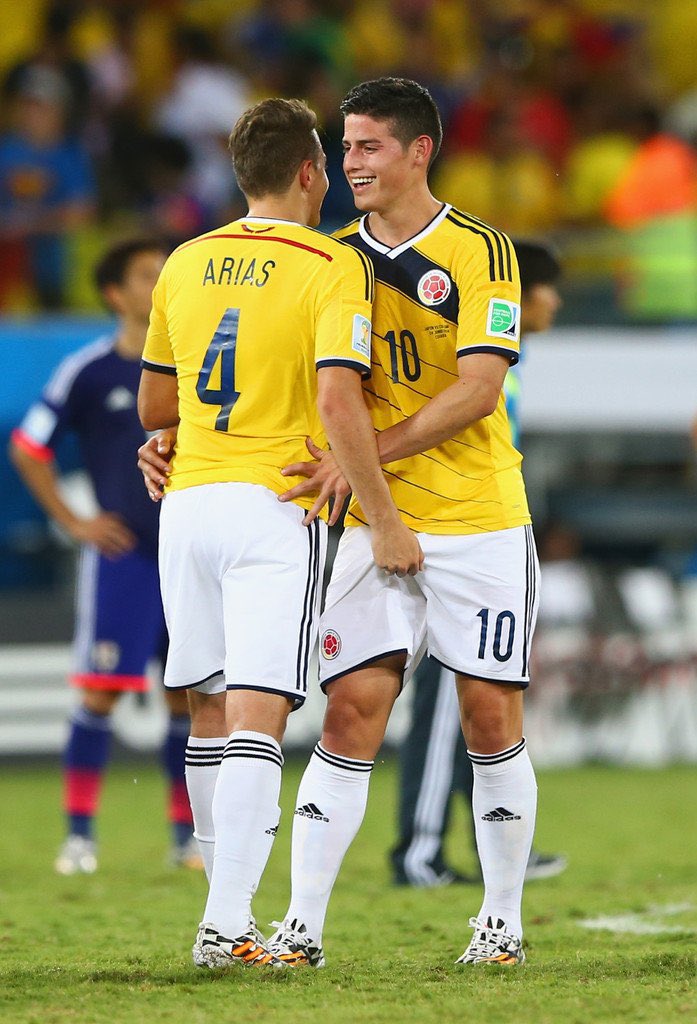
top-left (458, 678), bottom-right (523, 753)
top-left (225, 689), bottom-right (293, 743)
top-left (188, 689), bottom-right (226, 737)
top-left (322, 684), bottom-right (392, 760)
top-left (164, 688), bottom-right (190, 717)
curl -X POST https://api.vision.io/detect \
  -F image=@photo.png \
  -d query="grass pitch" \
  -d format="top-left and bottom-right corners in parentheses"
top-left (0, 759), bottom-right (695, 1024)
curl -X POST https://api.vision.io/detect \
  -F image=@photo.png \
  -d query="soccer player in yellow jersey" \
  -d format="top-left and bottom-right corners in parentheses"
top-left (137, 97), bottom-right (422, 969)
top-left (269, 79), bottom-right (540, 968)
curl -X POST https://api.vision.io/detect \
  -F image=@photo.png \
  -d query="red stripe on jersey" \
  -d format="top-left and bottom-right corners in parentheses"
top-left (177, 233), bottom-right (334, 261)
top-left (11, 427), bottom-right (54, 463)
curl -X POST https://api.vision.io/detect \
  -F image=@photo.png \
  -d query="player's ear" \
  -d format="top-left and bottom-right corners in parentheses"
top-left (412, 134), bottom-right (434, 167)
top-left (298, 158), bottom-right (315, 193)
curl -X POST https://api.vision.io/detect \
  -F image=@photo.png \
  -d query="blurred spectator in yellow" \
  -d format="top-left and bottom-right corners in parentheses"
top-left (346, 0), bottom-right (477, 86)
top-left (563, 95), bottom-right (636, 225)
top-left (432, 106), bottom-right (561, 236)
top-left (0, 64), bottom-right (95, 310)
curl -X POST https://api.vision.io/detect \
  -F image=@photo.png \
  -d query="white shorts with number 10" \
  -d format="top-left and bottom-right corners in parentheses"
top-left (319, 524), bottom-right (539, 690)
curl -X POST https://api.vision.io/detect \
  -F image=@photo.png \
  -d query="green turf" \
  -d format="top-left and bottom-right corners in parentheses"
top-left (0, 759), bottom-right (695, 1024)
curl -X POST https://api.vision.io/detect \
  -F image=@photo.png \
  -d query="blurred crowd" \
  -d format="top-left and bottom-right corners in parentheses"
top-left (1, 0), bottom-right (697, 317)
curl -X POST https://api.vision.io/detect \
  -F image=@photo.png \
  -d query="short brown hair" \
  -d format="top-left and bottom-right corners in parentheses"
top-left (229, 98), bottom-right (322, 199)
top-left (340, 78), bottom-right (443, 168)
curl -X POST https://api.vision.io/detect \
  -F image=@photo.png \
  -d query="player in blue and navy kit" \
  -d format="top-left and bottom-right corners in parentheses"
top-left (10, 239), bottom-right (199, 874)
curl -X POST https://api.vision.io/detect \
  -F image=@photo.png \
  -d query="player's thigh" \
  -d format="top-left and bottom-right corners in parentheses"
top-left (421, 524), bottom-right (540, 687)
top-left (221, 488), bottom-right (327, 709)
top-left (319, 525), bottom-right (426, 691)
top-left (72, 545), bottom-right (165, 691)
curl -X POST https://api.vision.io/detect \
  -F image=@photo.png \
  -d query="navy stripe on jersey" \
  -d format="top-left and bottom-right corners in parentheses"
top-left (339, 231), bottom-right (459, 325)
top-left (316, 357), bottom-right (371, 379)
top-left (449, 207), bottom-right (513, 282)
top-left (445, 211), bottom-right (512, 283)
top-left (465, 210), bottom-right (513, 281)
top-left (354, 247), bottom-right (375, 302)
top-left (456, 344), bottom-right (519, 365)
top-left (141, 357), bottom-right (177, 376)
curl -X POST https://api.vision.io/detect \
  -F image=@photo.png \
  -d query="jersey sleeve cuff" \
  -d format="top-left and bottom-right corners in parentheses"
top-left (10, 427), bottom-right (54, 463)
top-left (456, 344), bottom-right (519, 366)
top-left (316, 357), bottom-right (371, 379)
top-left (140, 358), bottom-right (177, 376)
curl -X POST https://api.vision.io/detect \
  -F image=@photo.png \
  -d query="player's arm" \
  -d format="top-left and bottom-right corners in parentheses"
top-left (137, 368), bottom-right (179, 431)
top-left (8, 433), bottom-right (136, 558)
top-left (375, 351), bottom-right (509, 464)
top-left (139, 262), bottom-right (178, 433)
top-left (316, 365), bottom-right (423, 576)
top-left (280, 351), bottom-right (508, 494)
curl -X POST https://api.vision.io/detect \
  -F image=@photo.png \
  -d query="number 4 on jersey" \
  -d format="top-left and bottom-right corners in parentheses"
top-left (196, 307), bottom-right (241, 431)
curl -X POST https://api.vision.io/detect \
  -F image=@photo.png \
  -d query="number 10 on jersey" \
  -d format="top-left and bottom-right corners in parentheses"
top-left (196, 307), bottom-right (241, 431)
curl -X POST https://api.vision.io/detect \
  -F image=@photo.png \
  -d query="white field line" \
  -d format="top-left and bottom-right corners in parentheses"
top-left (579, 902), bottom-right (695, 935)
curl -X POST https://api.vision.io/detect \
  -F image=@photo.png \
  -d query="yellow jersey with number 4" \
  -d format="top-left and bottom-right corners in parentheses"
top-left (142, 217), bottom-right (374, 513)
top-left (335, 203), bottom-right (530, 535)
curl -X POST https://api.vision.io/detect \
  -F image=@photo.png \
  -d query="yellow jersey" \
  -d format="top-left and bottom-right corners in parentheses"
top-left (142, 217), bottom-right (374, 515)
top-left (334, 203), bottom-right (530, 535)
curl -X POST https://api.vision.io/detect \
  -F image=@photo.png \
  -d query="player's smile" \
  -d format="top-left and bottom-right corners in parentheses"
top-left (349, 175), bottom-right (376, 193)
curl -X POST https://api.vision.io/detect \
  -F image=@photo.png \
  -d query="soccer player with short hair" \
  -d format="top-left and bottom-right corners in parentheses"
top-left (137, 97), bottom-right (422, 969)
top-left (9, 238), bottom-right (199, 875)
top-left (270, 78), bottom-right (540, 967)
top-left (390, 240), bottom-right (565, 890)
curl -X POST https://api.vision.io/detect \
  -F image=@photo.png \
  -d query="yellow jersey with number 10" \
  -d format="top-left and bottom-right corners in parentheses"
top-left (142, 217), bottom-right (374, 515)
top-left (335, 204), bottom-right (531, 535)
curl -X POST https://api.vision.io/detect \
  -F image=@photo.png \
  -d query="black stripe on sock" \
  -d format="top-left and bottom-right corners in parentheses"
top-left (468, 738), bottom-right (526, 766)
top-left (314, 742), bottom-right (373, 773)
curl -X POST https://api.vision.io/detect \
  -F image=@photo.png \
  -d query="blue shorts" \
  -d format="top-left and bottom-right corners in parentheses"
top-left (71, 545), bottom-right (167, 691)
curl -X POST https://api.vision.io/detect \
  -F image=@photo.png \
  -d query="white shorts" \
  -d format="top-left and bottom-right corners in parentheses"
top-left (319, 524), bottom-right (539, 690)
top-left (159, 482), bottom-right (326, 707)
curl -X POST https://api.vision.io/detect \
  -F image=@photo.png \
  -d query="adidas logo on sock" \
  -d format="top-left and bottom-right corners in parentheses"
top-left (265, 825), bottom-right (278, 836)
top-left (294, 802), bottom-right (329, 822)
top-left (481, 806), bottom-right (521, 822)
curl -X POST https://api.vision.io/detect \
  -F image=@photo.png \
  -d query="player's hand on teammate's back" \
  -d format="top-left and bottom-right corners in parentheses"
top-left (279, 437), bottom-right (351, 526)
top-left (72, 512), bottom-right (136, 559)
top-left (137, 429), bottom-right (177, 501)
top-left (371, 517), bottom-right (424, 577)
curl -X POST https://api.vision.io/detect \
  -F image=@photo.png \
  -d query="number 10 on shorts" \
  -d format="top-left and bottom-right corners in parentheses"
top-left (477, 608), bottom-right (515, 663)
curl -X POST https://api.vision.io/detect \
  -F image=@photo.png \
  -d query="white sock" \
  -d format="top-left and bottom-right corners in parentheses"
top-left (285, 743), bottom-right (373, 943)
top-left (185, 736), bottom-right (227, 881)
top-left (203, 731), bottom-right (283, 937)
top-left (469, 738), bottom-right (537, 939)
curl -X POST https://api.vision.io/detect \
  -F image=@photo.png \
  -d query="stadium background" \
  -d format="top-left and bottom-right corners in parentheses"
top-left (1, 0), bottom-right (697, 768)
